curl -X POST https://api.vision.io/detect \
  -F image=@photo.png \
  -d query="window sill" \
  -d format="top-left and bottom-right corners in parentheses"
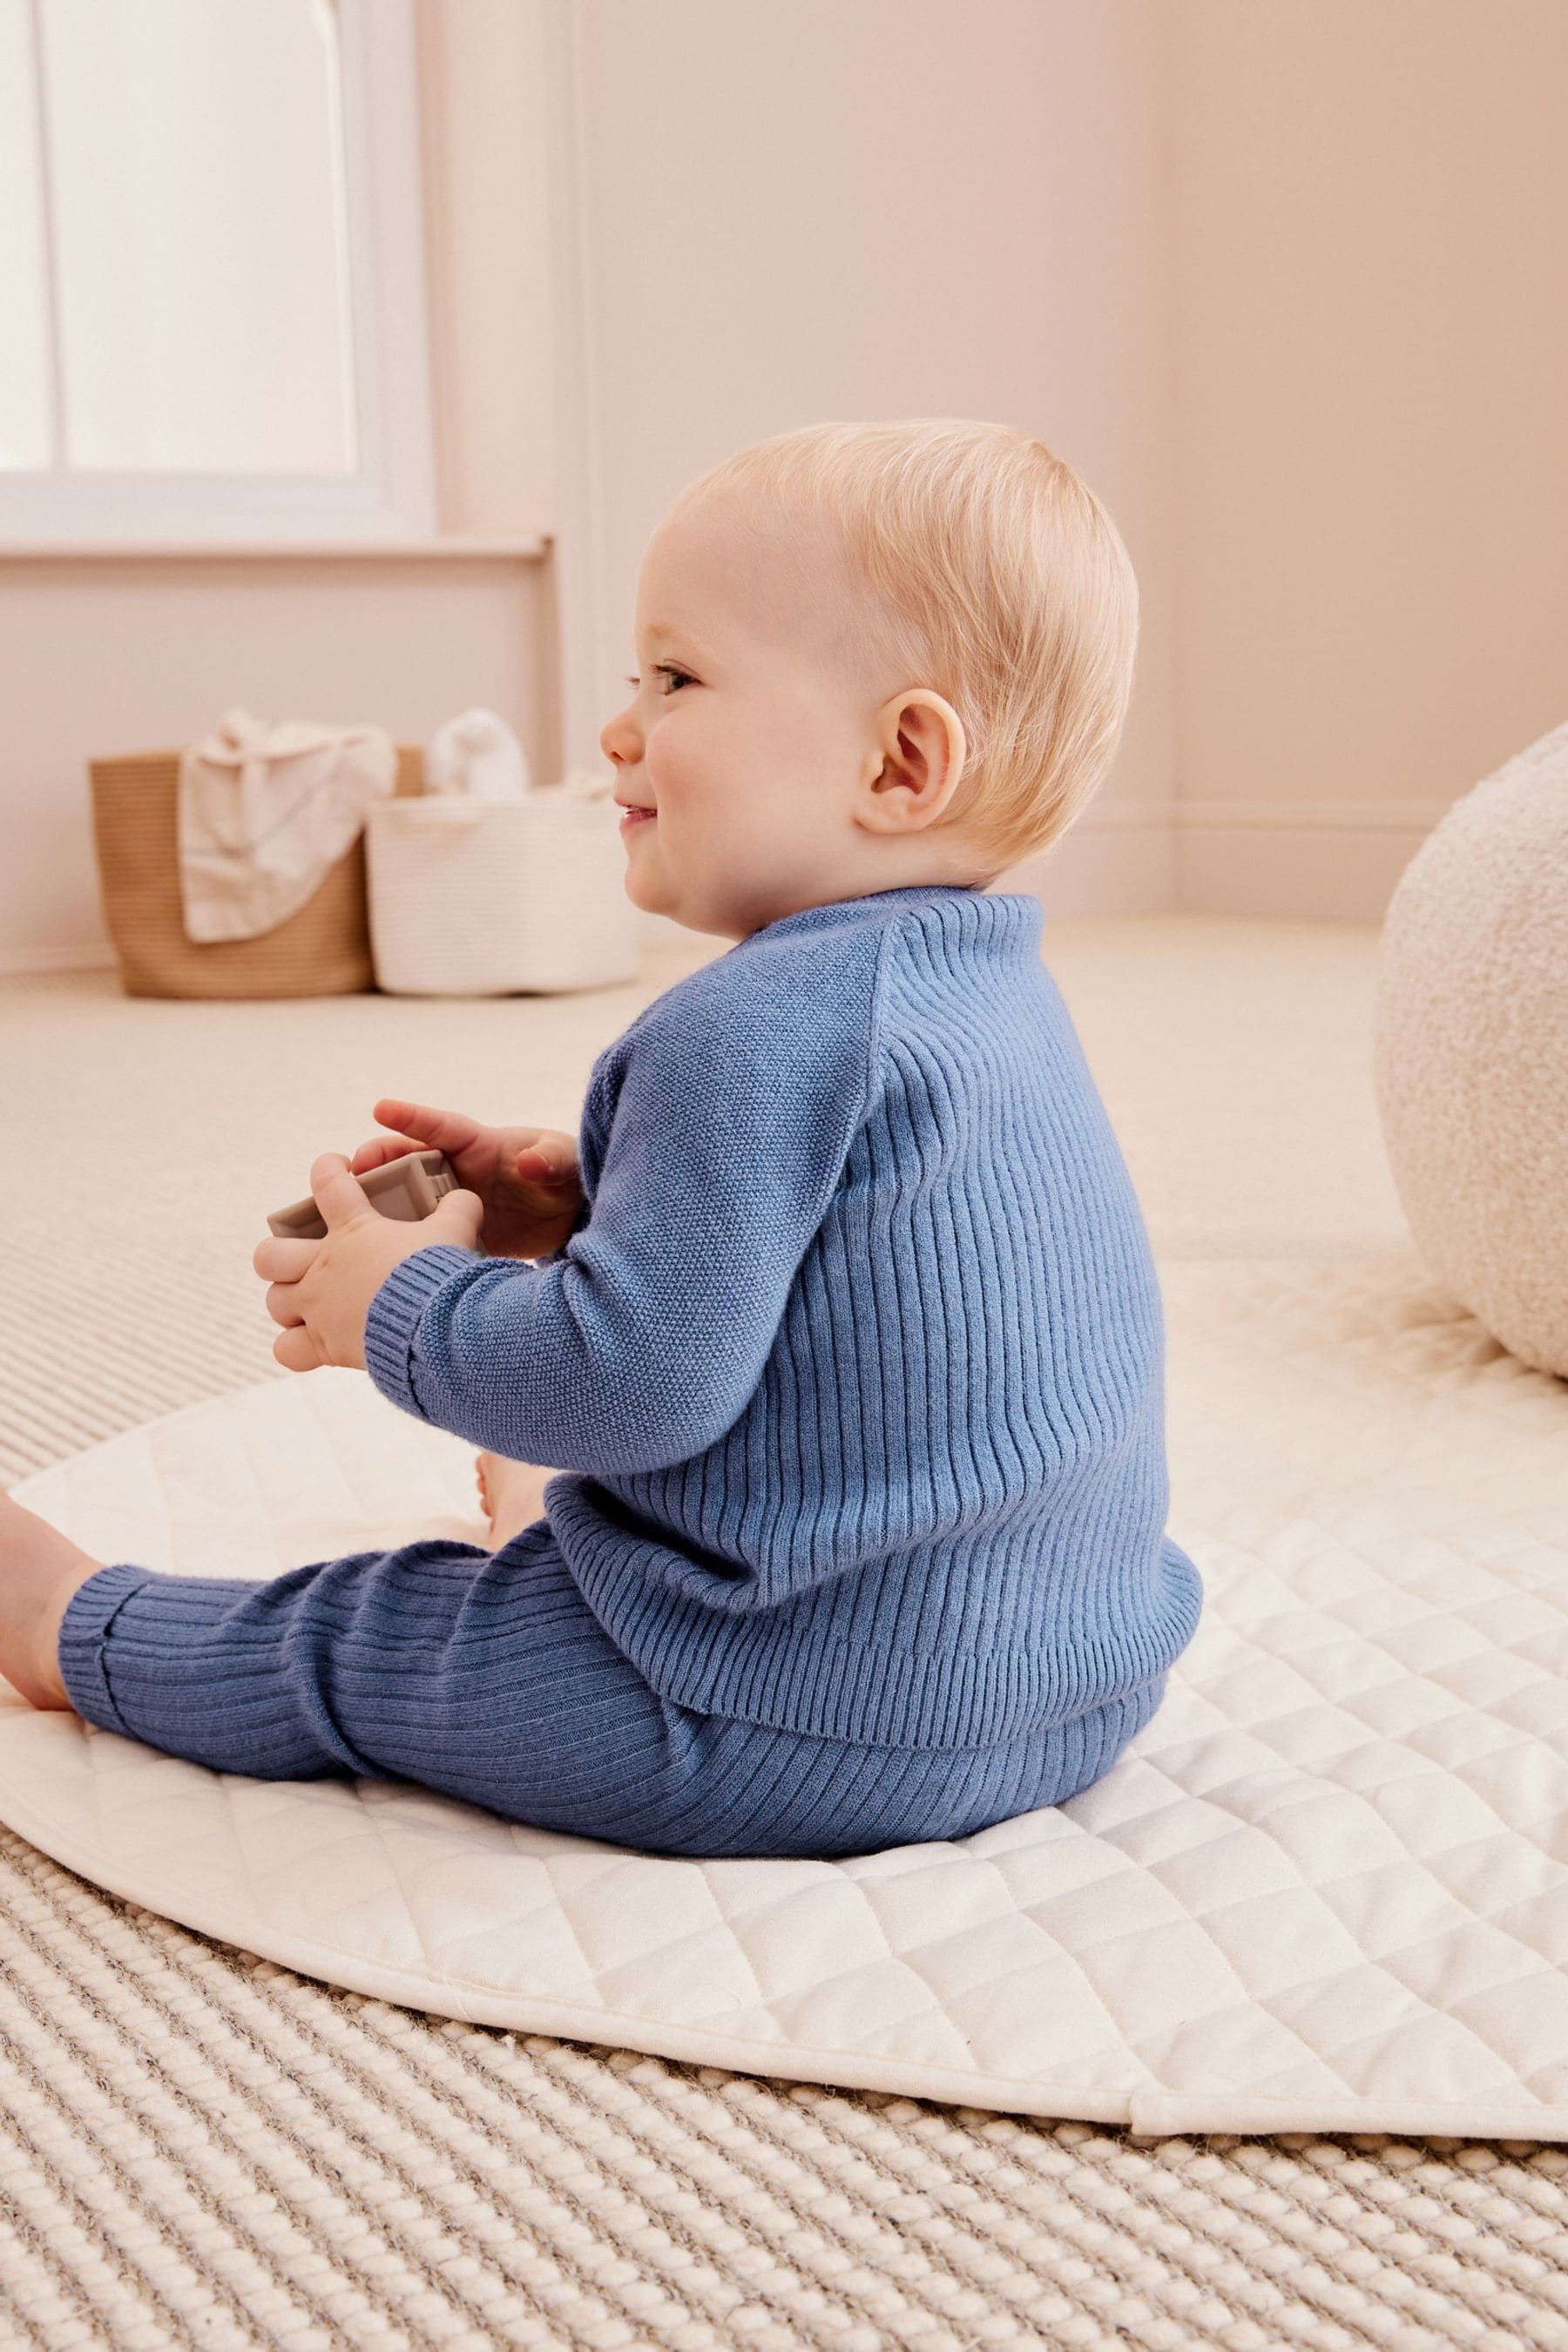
top-left (0, 535), bottom-right (550, 562)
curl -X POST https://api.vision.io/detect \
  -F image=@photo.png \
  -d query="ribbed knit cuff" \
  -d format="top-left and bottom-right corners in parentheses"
top-left (362, 1244), bottom-right (484, 1420)
top-left (56, 1561), bottom-right (152, 1734)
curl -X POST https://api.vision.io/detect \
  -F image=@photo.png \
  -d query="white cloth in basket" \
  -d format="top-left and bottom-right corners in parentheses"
top-left (423, 707), bottom-right (531, 801)
top-left (177, 706), bottom-right (397, 943)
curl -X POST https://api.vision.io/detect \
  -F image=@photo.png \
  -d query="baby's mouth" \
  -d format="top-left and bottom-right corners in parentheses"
top-left (618, 804), bottom-right (657, 827)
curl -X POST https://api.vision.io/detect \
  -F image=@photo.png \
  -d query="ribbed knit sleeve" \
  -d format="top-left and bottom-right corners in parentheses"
top-left (362, 923), bottom-right (889, 1475)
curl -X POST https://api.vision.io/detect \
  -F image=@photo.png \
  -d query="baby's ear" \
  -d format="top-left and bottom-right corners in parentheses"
top-left (859, 691), bottom-right (968, 833)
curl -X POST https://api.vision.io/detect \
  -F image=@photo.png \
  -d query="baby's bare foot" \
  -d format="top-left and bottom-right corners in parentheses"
top-left (0, 1490), bottom-right (104, 1710)
top-left (474, 1452), bottom-right (553, 1551)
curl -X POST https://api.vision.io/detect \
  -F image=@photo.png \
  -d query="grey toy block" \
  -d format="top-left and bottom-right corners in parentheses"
top-left (267, 1148), bottom-right (461, 1241)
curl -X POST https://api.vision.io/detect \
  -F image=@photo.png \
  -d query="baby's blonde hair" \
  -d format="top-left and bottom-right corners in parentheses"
top-left (667, 418), bottom-right (1139, 875)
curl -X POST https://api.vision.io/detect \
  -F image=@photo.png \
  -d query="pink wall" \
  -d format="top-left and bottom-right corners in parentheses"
top-left (566, 0), bottom-right (1179, 923)
top-left (570, 0), bottom-right (1567, 923)
top-left (1172, 0), bottom-right (1568, 917)
top-left (416, 0), bottom-right (554, 538)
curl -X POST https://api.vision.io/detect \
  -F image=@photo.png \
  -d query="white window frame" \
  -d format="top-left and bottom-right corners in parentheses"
top-left (0, 0), bottom-right (436, 550)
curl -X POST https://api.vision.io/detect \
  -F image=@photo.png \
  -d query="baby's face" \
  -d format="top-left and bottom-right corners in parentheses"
top-left (600, 493), bottom-right (970, 940)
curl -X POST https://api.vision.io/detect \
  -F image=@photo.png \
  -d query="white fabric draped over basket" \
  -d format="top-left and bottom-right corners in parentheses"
top-left (178, 706), bottom-right (397, 943)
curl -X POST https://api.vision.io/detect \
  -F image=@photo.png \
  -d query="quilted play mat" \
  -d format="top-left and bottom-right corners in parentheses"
top-left (3, 1252), bottom-right (1566, 2142)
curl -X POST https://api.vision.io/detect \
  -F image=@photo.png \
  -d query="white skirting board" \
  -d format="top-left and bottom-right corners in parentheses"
top-left (0, 798), bottom-right (1456, 974)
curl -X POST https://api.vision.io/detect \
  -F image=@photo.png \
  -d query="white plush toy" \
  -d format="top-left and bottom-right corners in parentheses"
top-left (424, 707), bottom-right (531, 801)
top-left (1373, 715), bottom-right (1568, 1378)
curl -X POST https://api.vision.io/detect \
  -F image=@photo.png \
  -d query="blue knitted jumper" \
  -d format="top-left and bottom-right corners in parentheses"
top-left (356, 881), bottom-right (1202, 1750)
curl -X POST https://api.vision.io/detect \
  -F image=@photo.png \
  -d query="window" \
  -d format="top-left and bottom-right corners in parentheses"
top-left (0, 0), bottom-right (436, 546)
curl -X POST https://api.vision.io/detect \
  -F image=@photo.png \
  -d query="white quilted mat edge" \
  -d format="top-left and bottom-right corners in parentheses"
top-left (4, 1251), bottom-right (1568, 2141)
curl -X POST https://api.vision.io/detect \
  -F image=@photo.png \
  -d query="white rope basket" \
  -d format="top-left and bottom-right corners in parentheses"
top-left (365, 794), bottom-right (640, 995)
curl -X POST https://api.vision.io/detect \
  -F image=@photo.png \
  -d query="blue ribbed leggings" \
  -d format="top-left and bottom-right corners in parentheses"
top-left (57, 1521), bottom-right (1167, 1861)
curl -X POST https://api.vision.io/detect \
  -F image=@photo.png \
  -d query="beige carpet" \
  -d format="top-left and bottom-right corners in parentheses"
top-left (5, 914), bottom-right (1566, 2350)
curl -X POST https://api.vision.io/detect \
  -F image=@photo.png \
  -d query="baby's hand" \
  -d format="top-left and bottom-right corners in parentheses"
top-left (351, 1098), bottom-right (585, 1260)
top-left (253, 1154), bottom-right (483, 1372)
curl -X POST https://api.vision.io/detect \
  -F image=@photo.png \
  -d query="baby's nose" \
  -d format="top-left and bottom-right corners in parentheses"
top-left (600, 713), bottom-right (632, 762)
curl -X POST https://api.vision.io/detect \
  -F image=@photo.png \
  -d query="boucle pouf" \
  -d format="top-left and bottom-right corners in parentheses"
top-left (1373, 717), bottom-right (1568, 1379)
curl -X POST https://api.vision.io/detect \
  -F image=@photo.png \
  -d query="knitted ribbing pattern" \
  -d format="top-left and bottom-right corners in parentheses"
top-left (365, 883), bottom-right (1202, 1748)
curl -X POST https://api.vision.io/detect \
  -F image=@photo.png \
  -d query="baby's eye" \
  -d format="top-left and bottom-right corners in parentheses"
top-left (623, 665), bottom-right (693, 696)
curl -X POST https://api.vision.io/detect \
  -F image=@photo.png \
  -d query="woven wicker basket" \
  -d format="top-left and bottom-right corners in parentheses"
top-left (88, 745), bottom-right (425, 999)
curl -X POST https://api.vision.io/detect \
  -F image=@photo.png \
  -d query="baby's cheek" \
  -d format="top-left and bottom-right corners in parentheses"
top-left (643, 733), bottom-right (679, 797)
top-left (644, 734), bottom-right (721, 816)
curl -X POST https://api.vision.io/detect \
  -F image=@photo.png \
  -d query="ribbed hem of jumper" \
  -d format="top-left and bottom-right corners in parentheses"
top-left (57, 1562), bottom-right (150, 1735)
top-left (548, 1478), bottom-right (1206, 1748)
top-left (362, 1243), bottom-right (486, 1419)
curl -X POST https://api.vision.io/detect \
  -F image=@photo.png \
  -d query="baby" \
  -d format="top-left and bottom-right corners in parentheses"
top-left (0, 418), bottom-right (1202, 1861)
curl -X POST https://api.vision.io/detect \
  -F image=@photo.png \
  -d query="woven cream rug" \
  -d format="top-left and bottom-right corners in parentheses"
top-left (5, 917), bottom-right (1567, 2350)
